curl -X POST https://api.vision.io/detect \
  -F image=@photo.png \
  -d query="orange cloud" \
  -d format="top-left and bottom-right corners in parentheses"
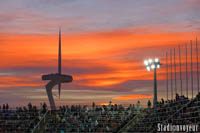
top-left (0, 76), bottom-right (44, 88)
top-left (0, 28), bottom-right (199, 89)
top-left (112, 94), bottom-right (153, 100)
top-left (80, 79), bottom-right (126, 87)
top-left (0, 29), bottom-right (198, 66)
top-left (0, 83), bottom-right (44, 88)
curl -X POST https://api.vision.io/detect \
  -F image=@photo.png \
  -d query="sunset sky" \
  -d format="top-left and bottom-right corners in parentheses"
top-left (0, 0), bottom-right (200, 108)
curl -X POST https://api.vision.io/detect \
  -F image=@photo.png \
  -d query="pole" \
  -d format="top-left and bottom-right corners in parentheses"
top-left (154, 67), bottom-right (157, 107)
top-left (174, 48), bottom-right (177, 95)
top-left (179, 45), bottom-right (183, 96)
top-left (196, 38), bottom-right (199, 93)
top-left (58, 28), bottom-right (61, 74)
top-left (191, 41), bottom-right (193, 98)
top-left (58, 28), bottom-right (62, 98)
top-left (166, 52), bottom-right (169, 101)
top-left (186, 44), bottom-right (188, 98)
top-left (170, 49), bottom-right (173, 99)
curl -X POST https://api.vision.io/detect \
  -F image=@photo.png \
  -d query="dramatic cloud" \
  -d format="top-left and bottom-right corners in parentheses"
top-left (0, 0), bottom-right (199, 107)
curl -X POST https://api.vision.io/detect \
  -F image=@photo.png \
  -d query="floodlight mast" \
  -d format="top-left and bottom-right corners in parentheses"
top-left (144, 58), bottom-right (161, 108)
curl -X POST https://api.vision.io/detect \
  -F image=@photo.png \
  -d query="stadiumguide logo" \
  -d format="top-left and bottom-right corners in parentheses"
top-left (157, 123), bottom-right (199, 132)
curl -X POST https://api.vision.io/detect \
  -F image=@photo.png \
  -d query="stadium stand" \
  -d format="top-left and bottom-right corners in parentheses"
top-left (1, 94), bottom-right (200, 133)
top-left (44, 103), bottom-right (136, 133)
top-left (0, 103), bottom-right (47, 133)
top-left (124, 93), bottom-right (200, 132)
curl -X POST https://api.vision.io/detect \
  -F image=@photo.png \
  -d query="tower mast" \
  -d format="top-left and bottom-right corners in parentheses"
top-left (196, 38), bottom-right (199, 93)
top-left (59, 27), bottom-right (61, 74)
top-left (186, 44), bottom-right (188, 98)
top-left (166, 52), bottom-right (169, 101)
top-left (170, 49), bottom-right (173, 99)
top-left (58, 28), bottom-right (62, 99)
top-left (179, 45), bottom-right (183, 96)
top-left (191, 41), bottom-right (193, 98)
top-left (174, 48), bottom-right (177, 95)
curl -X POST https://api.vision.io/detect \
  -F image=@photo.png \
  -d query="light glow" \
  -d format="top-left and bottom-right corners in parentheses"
top-left (155, 58), bottom-right (159, 62)
top-left (144, 60), bottom-right (148, 66)
top-left (148, 59), bottom-right (153, 63)
top-left (147, 66), bottom-right (151, 71)
top-left (151, 64), bottom-right (155, 69)
top-left (144, 57), bottom-right (161, 71)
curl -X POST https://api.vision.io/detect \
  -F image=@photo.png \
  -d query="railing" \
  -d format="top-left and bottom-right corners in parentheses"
top-left (44, 109), bottom-right (135, 133)
top-left (31, 110), bottom-right (49, 133)
top-left (117, 110), bottom-right (146, 133)
top-left (124, 95), bottom-right (200, 132)
top-left (146, 97), bottom-right (199, 132)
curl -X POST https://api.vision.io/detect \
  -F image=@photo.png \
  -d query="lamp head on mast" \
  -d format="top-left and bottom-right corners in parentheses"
top-left (144, 58), bottom-right (161, 71)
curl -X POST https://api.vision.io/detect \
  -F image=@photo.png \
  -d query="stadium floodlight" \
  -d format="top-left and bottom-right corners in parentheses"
top-left (155, 58), bottom-right (159, 63)
top-left (147, 66), bottom-right (150, 71)
top-left (144, 60), bottom-right (148, 66)
top-left (144, 58), bottom-right (161, 108)
top-left (151, 64), bottom-right (155, 69)
top-left (144, 58), bottom-right (160, 71)
top-left (148, 59), bottom-right (153, 63)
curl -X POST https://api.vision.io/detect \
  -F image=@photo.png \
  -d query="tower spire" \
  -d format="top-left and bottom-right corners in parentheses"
top-left (58, 27), bottom-right (61, 99)
top-left (59, 27), bottom-right (61, 74)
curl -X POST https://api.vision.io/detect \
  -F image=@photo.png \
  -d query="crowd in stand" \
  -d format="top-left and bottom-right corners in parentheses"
top-left (44, 101), bottom-right (136, 133)
top-left (170, 93), bottom-right (200, 125)
top-left (0, 102), bottom-right (47, 133)
top-left (2, 94), bottom-right (200, 133)
top-left (127, 92), bottom-right (200, 132)
top-left (0, 101), bottom-right (138, 133)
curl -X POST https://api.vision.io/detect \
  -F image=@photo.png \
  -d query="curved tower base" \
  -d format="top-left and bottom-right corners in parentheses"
top-left (45, 80), bottom-right (59, 110)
